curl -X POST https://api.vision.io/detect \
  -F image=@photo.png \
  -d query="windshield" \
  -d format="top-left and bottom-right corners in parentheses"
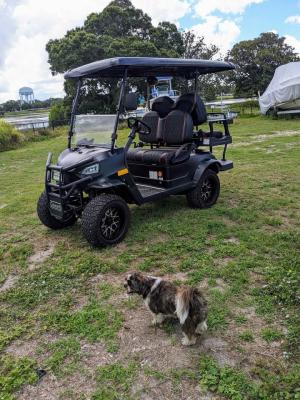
top-left (73, 114), bottom-right (117, 146)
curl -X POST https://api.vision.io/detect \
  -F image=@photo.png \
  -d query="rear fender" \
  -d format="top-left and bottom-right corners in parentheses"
top-left (193, 160), bottom-right (220, 185)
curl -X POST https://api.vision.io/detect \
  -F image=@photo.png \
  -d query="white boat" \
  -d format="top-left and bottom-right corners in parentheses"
top-left (259, 62), bottom-right (300, 114)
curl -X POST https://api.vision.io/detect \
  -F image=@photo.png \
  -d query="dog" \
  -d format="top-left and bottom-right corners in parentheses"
top-left (124, 272), bottom-right (208, 345)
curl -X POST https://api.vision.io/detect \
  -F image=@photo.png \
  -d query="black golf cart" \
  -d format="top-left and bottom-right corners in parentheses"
top-left (37, 57), bottom-right (235, 247)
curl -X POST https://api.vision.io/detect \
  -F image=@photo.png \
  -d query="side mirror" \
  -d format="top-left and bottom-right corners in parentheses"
top-left (124, 93), bottom-right (138, 111)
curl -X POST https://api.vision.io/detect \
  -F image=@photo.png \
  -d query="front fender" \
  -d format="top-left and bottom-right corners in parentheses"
top-left (88, 175), bottom-right (142, 205)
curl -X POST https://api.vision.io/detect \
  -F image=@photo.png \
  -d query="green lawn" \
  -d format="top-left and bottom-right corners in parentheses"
top-left (0, 116), bottom-right (299, 399)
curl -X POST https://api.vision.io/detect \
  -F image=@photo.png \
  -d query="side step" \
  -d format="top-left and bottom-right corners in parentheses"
top-left (136, 183), bottom-right (166, 199)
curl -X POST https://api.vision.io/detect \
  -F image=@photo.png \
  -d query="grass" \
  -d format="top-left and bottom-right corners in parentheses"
top-left (41, 337), bottom-right (81, 377)
top-left (0, 120), bottom-right (67, 151)
top-left (91, 362), bottom-right (138, 399)
top-left (0, 355), bottom-right (38, 399)
top-left (0, 115), bottom-right (300, 398)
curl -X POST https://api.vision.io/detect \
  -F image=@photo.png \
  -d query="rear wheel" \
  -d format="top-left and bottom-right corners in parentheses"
top-left (81, 194), bottom-right (130, 247)
top-left (37, 191), bottom-right (77, 229)
top-left (186, 169), bottom-right (220, 209)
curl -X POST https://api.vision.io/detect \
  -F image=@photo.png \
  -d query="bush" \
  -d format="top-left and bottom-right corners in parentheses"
top-left (0, 120), bottom-right (24, 151)
top-left (49, 101), bottom-right (70, 127)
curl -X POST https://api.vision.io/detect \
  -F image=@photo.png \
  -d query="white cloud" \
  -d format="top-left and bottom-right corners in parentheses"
top-left (191, 16), bottom-right (241, 54)
top-left (0, 0), bottom-right (192, 102)
top-left (0, 0), bottom-right (114, 102)
top-left (194, 0), bottom-right (265, 17)
top-left (132, 0), bottom-right (190, 25)
top-left (285, 34), bottom-right (300, 55)
top-left (285, 15), bottom-right (300, 24)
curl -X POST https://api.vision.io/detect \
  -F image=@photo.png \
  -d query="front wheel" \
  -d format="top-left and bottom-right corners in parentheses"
top-left (186, 169), bottom-right (220, 209)
top-left (37, 191), bottom-right (77, 229)
top-left (81, 194), bottom-right (130, 247)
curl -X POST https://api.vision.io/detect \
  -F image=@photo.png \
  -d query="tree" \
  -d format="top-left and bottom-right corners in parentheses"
top-left (177, 31), bottom-right (221, 101)
top-left (150, 22), bottom-right (184, 57)
top-left (227, 32), bottom-right (299, 97)
top-left (46, 0), bottom-right (187, 111)
top-left (84, 0), bottom-right (152, 39)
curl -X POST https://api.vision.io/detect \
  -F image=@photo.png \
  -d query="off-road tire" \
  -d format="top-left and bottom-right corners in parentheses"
top-left (186, 169), bottom-right (220, 209)
top-left (37, 191), bottom-right (77, 229)
top-left (81, 194), bottom-right (130, 247)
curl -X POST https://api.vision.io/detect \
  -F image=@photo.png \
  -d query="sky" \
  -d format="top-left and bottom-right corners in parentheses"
top-left (0, 0), bottom-right (300, 102)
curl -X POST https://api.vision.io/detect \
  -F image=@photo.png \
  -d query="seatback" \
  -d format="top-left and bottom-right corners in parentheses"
top-left (174, 93), bottom-right (207, 126)
top-left (139, 96), bottom-right (174, 143)
top-left (160, 110), bottom-right (193, 145)
top-left (160, 94), bottom-right (195, 145)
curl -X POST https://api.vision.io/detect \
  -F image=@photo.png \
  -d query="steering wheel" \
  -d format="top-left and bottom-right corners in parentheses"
top-left (127, 117), bottom-right (151, 135)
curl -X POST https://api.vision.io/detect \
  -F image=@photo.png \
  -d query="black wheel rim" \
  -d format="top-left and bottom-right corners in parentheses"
top-left (200, 178), bottom-right (214, 202)
top-left (100, 206), bottom-right (124, 240)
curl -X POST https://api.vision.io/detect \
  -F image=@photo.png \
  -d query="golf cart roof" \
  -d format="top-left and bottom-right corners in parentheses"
top-left (64, 57), bottom-right (235, 79)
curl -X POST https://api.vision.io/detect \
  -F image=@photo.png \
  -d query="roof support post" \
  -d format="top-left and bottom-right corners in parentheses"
top-left (68, 79), bottom-right (82, 149)
top-left (111, 68), bottom-right (128, 152)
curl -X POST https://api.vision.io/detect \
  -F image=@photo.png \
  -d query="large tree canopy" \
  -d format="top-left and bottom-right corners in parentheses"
top-left (227, 32), bottom-right (299, 97)
top-left (46, 0), bottom-right (183, 75)
top-left (46, 0), bottom-right (221, 113)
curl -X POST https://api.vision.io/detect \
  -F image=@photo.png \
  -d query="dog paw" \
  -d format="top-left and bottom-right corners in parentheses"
top-left (182, 336), bottom-right (196, 346)
top-left (196, 321), bottom-right (208, 334)
top-left (152, 314), bottom-right (164, 325)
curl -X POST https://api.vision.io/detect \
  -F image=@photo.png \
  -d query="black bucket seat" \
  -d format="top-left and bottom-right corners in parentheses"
top-left (126, 93), bottom-right (207, 165)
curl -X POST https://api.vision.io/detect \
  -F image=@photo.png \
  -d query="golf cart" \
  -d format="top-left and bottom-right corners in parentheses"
top-left (37, 57), bottom-right (235, 247)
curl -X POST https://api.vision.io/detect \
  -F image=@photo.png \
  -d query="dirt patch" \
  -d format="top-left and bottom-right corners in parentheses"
top-left (150, 233), bottom-right (170, 244)
top-left (201, 337), bottom-right (238, 367)
top-left (5, 339), bottom-right (38, 359)
top-left (214, 256), bottom-right (234, 268)
top-left (232, 131), bottom-right (300, 148)
top-left (6, 333), bottom-right (63, 364)
top-left (28, 243), bottom-right (55, 271)
top-left (0, 274), bottom-right (18, 292)
top-left (17, 370), bottom-right (97, 400)
top-left (131, 372), bottom-right (214, 400)
top-left (225, 306), bottom-right (286, 368)
top-left (117, 305), bottom-right (196, 371)
top-left (214, 278), bottom-right (228, 293)
top-left (227, 237), bottom-right (240, 245)
top-left (163, 271), bottom-right (189, 282)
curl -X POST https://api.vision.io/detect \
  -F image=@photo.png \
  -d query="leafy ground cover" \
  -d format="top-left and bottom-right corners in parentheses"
top-left (0, 116), bottom-right (299, 399)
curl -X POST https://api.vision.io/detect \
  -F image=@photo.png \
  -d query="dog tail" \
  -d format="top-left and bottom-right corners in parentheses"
top-left (175, 287), bottom-right (207, 325)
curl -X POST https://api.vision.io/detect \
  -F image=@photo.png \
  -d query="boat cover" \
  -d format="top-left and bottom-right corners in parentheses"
top-left (259, 62), bottom-right (300, 114)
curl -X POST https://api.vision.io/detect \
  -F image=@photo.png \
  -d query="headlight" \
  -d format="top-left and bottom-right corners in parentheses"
top-left (52, 170), bottom-right (60, 181)
top-left (81, 164), bottom-right (99, 175)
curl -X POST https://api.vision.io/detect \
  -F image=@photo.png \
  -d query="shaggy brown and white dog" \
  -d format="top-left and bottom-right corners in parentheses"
top-left (124, 272), bottom-right (208, 345)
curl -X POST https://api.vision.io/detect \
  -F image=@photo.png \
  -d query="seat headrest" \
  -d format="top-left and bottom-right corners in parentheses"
top-left (174, 93), bottom-right (207, 125)
top-left (151, 96), bottom-right (174, 118)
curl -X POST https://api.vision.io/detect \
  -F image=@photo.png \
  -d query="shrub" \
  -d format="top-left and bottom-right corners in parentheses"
top-left (49, 101), bottom-right (70, 127)
top-left (0, 120), bottom-right (24, 151)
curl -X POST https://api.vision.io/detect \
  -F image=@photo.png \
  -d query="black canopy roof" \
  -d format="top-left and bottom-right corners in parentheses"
top-left (64, 57), bottom-right (235, 79)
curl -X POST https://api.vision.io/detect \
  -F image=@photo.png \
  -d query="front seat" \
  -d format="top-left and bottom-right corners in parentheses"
top-left (126, 96), bottom-right (174, 163)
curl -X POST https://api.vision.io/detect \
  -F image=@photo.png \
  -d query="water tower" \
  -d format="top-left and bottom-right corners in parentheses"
top-left (19, 87), bottom-right (34, 105)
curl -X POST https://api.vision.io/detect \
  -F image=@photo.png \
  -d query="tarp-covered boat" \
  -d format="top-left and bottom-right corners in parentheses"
top-left (259, 62), bottom-right (300, 114)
